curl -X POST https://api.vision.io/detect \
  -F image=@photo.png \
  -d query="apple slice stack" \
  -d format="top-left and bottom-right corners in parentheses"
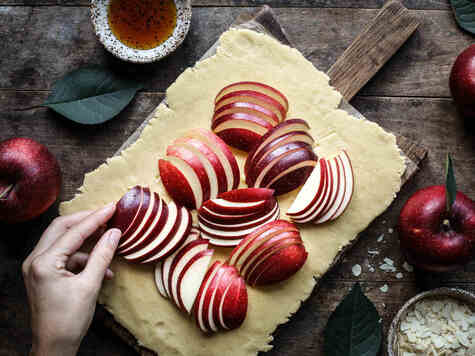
top-left (212, 81), bottom-right (289, 151)
top-left (193, 262), bottom-right (247, 332)
top-left (159, 129), bottom-right (240, 209)
top-left (198, 188), bottom-right (280, 247)
top-left (228, 220), bottom-right (307, 286)
top-left (109, 186), bottom-right (192, 263)
top-left (155, 227), bottom-right (215, 313)
top-left (287, 150), bottom-right (354, 224)
top-left (154, 227), bottom-right (248, 333)
top-left (245, 119), bottom-right (318, 195)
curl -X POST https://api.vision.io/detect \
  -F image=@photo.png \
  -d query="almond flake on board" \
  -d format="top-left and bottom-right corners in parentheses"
top-left (351, 264), bottom-right (362, 277)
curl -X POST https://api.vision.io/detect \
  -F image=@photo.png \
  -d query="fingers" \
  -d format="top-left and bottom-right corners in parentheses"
top-left (32, 210), bottom-right (94, 258)
top-left (82, 228), bottom-right (121, 287)
top-left (66, 252), bottom-right (114, 279)
top-left (50, 203), bottom-right (116, 257)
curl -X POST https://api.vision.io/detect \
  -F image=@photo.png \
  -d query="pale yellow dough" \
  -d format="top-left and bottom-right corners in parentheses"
top-left (60, 29), bottom-right (405, 356)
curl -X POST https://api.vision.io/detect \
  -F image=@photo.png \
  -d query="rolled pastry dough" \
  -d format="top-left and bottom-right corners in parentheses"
top-left (60, 29), bottom-right (405, 356)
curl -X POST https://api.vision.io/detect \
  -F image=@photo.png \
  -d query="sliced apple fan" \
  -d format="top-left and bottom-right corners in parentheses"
top-left (212, 82), bottom-right (289, 151)
top-left (287, 150), bottom-right (355, 224)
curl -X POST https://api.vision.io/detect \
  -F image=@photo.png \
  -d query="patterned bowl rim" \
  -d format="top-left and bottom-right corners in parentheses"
top-left (90, 0), bottom-right (192, 64)
top-left (387, 287), bottom-right (475, 356)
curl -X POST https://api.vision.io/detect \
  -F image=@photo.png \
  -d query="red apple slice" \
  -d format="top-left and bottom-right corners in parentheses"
top-left (177, 249), bottom-right (214, 314)
top-left (246, 141), bottom-right (313, 187)
top-left (194, 261), bottom-right (223, 333)
top-left (158, 159), bottom-right (196, 209)
top-left (109, 186), bottom-right (143, 236)
top-left (201, 263), bottom-right (229, 332)
top-left (142, 205), bottom-right (192, 263)
top-left (215, 81), bottom-right (289, 112)
top-left (292, 158), bottom-right (333, 223)
top-left (312, 156), bottom-right (341, 223)
top-left (215, 91), bottom-right (286, 122)
top-left (219, 188), bottom-right (274, 202)
top-left (211, 265), bottom-right (238, 330)
top-left (159, 227), bottom-right (201, 298)
top-left (118, 187), bottom-right (151, 242)
top-left (154, 261), bottom-right (168, 298)
top-left (199, 202), bottom-right (279, 232)
top-left (329, 150), bottom-right (354, 221)
top-left (243, 238), bottom-right (303, 283)
top-left (167, 145), bottom-right (211, 204)
top-left (212, 114), bottom-right (273, 152)
top-left (117, 188), bottom-right (155, 251)
top-left (174, 137), bottom-right (228, 195)
top-left (247, 243), bottom-right (307, 286)
top-left (239, 232), bottom-right (301, 278)
top-left (168, 239), bottom-right (209, 308)
top-left (200, 205), bottom-right (280, 246)
top-left (245, 131), bottom-right (314, 176)
top-left (246, 119), bottom-right (311, 171)
top-left (251, 147), bottom-right (317, 195)
top-left (228, 220), bottom-right (298, 266)
top-left (313, 155), bottom-right (345, 224)
top-left (121, 201), bottom-right (179, 261)
top-left (118, 192), bottom-right (163, 253)
top-left (287, 158), bottom-right (326, 216)
top-left (219, 276), bottom-right (247, 330)
top-left (183, 129), bottom-right (239, 191)
top-left (213, 102), bottom-right (280, 125)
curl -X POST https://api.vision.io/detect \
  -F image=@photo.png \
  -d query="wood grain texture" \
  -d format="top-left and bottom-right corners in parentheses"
top-left (1, 2), bottom-right (474, 356)
top-left (1, 6), bottom-right (473, 97)
top-left (328, 1), bottom-right (420, 101)
top-left (0, 0), bottom-right (451, 10)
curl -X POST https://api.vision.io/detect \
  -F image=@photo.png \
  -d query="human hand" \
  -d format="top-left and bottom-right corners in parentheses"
top-left (22, 203), bottom-right (122, 356)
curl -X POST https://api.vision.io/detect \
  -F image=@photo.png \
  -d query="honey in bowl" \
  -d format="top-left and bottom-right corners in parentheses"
top-left (108, 0), bottom-right (177, 50)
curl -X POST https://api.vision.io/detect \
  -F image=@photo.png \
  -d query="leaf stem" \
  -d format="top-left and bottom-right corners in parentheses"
top-left (445, 153), bottom-right (457, 214)
top-left (0, 184), bottom-right (13, 200)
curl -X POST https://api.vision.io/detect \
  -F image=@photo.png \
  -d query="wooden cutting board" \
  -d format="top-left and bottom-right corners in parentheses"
top-left (96, 3), bottom-right (427, 355)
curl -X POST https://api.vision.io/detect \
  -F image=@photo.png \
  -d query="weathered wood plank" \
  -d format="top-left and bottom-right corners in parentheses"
top-left (0, 7), bottom-right (471, 98)
top-left (328, 1), bottom-right (420, 101)
top-left (0, 0), bottom-right (451, 10)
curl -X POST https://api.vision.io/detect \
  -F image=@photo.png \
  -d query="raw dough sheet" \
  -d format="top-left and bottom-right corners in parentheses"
top-left (60, 29), bottom-right (405, 356)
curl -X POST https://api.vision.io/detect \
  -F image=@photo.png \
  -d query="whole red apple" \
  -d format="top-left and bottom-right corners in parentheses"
top-left (398, 185), bottom-right (475, 272)
top-left (450, 44), bottom-right (475, 119)
top-left (0, 138), bottom-right (62, 223)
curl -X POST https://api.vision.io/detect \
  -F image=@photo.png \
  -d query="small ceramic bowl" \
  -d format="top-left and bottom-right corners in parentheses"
top-left (388, 287), bottom-right (475, 356)
top-left (90, 0), bottom-right (192, 63)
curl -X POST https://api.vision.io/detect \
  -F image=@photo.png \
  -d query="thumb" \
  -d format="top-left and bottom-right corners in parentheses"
top-left (82, 228), bottom-right (121, 287)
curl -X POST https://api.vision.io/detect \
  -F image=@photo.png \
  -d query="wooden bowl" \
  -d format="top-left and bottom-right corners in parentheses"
top-left (90, 0), bottom-right (192, 63)
top-left (387, 287), bottom-right (475, 356)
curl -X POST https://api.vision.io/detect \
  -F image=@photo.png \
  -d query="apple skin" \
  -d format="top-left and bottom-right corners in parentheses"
top-left (450, 44), bottom-right (475, 120)
top-left (398, 185), bottom-right (475, 272)
top-left (0, 138), bottom-right (62, 223)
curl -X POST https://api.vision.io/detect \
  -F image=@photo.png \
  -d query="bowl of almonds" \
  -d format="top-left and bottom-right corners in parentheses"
top-left (388, 288), bottom-right (475, 356)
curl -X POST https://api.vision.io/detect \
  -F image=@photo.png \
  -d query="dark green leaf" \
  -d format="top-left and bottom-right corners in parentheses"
top-left (451, 0), bottom-right (475, 35)
top-left (43, 67), bottom-right (143, 125)
top-left (446, 153), bottom-right (457, 212)
top-left (324, 283), bottom-right (382, 356)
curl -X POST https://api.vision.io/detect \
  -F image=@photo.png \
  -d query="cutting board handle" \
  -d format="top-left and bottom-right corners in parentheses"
top-left (327, 1), bottom-right (420, 101)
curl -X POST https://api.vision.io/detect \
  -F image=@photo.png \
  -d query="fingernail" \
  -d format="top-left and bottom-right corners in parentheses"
top-left (101, 202), bottom-right (115, 213)
top-left (108, 228), bottom-right (121, 247)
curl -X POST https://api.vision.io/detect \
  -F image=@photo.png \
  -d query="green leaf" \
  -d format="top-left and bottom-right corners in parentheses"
top-left (451, 0), bottom-right (475, 35)
top-left (323, 283), bottom-right (382, 356)
top-left (446, 153), bottom-right (457, 212)
top-left (43, 67), bottom-right (143, 125)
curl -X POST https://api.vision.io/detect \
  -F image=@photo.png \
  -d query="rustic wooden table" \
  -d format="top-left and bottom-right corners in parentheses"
top-left (0, 1), bottom-right (474, 355)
